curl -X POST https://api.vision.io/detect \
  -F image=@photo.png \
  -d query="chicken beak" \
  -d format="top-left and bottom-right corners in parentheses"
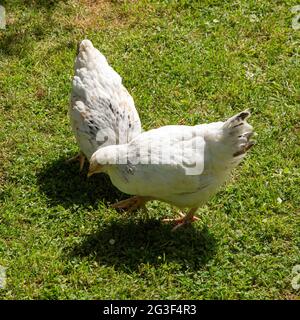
top-left (87, 169), bottom-right (94, 178)
top-left (87, 162), bottom-right (102, 178)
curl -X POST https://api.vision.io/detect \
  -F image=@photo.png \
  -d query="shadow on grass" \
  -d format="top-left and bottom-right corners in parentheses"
top-left (24, 0), bottom-right (60, 9)
top-left (69, 218), bottom-right (217, 272)
top-left (39, 157), bottom-right (217, 270)
top-left (1, 0), bottom-right (61, 10)
top-left (0, 1), bottom-right (73, 58)
top-left (37, 156), bottom-right (126, 208)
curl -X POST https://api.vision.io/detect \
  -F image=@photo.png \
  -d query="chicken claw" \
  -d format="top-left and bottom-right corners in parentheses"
top-left (112, 196), bottom-right (149, 213)
top-left (66, 151), bottom-right (86, 172)
top-left (163, 208), bottom-right (199, 231)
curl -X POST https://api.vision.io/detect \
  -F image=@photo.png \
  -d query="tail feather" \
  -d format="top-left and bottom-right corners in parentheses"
top-left (233, 140), bottom-right (255, 157)
top-left (77, 39), bottom-right (94, 54)
top-left (223, 109), bottom-right (251, 129)
top-left (74, 39), bottom-right (109, 73)
top-left (222, 109), bottom-right (255, 158)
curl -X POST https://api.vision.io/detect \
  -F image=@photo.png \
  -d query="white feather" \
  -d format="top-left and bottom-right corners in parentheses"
top-left (91, 110), bottom-right (254, 209)
top-left (69, 39), bottom-right (142, 160)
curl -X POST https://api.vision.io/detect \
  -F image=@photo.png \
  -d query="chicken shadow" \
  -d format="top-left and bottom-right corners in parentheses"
top-left (36, 156), bottom-right (126, 208)
top-left (69, 218), bottom-right (217, 272)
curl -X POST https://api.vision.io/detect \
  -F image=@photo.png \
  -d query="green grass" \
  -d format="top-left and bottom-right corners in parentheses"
top-left (0, 0), bottom-right (299, 299)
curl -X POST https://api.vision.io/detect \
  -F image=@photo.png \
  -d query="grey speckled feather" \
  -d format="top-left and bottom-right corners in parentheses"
top-left (91, 110), bottom-right (255, 209)
top-left (69, 39), bottom-right (142, 160)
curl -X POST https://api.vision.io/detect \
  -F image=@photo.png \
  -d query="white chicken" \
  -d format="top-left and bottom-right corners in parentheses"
top-left (68, 39), bottom-right (142, 170)
top-left (87, 110), bottom-right (255, 230)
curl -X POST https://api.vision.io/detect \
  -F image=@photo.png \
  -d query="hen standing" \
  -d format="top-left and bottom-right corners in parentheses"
top-left (88, 110), bottom-right (255, 231)
top-left (69, 39), bottom-right (142, 170)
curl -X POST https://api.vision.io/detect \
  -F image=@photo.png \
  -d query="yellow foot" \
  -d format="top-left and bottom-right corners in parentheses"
top-left (162, 213), bottom-right (200, 232)
top-left (66, 152), bottom-right (86, 172)
top-left (112, 196), bottom-right (148, 213)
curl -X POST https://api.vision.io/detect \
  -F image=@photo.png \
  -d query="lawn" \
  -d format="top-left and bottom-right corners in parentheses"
top-left (0, 0), bottom-right (299, 299)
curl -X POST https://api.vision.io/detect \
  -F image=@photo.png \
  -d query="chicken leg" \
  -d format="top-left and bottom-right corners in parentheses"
top-left (163, 207), bottom-right (200, 231)
top-left (112, 196), bottom-right (153, 213)
top-left (66, 151), bottom-right (86, 172)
